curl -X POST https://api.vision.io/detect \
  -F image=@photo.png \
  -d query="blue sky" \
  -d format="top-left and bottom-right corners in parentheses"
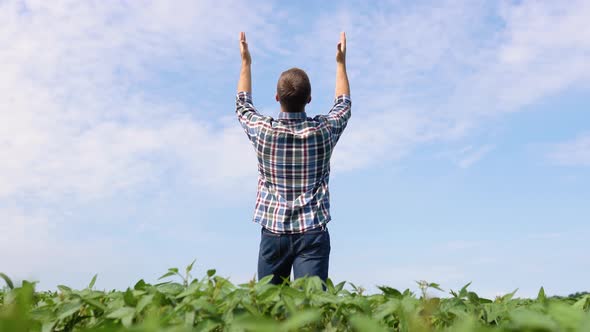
top-left (1, 0), bottom-right (589, 298)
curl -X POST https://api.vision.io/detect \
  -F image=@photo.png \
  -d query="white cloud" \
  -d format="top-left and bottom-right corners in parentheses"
top-left (0, 1), bottom-right (276, 289)
top-left (547, 133), bottom-right (590, 166)
top-left (300, 1), bottom-right (490, 171)
top-left (457, 145), bottom-right (495, 168)
top-left (0, 0), bottom-right (275, 199)
top-left (434, 144), bottom-right (495, 168)
top-left (2, 0), bottom-right (588, 198)
top-left (331, 107), bottom-right (444, 171)
top-left (301, 0), bottom-right (590, 170)
top-left (452, 0), bottom-right (590, 115)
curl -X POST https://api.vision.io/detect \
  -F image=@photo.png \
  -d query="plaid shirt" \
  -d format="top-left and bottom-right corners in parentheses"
top-left (236, 91), bottom-right (352, 233)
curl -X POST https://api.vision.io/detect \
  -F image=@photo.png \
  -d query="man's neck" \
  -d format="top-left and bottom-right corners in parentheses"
top-left (280, 107), bottom-right (305, 113)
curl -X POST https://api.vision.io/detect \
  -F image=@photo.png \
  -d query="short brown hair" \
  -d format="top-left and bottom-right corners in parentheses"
top-left (277, 68), bottom-right (311, 113)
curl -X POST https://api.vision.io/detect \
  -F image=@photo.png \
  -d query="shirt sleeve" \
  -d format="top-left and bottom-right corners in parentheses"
top-left (322, 94), bottom-right (351, 145)
top-left (236, 91), bottom-right (270, 144)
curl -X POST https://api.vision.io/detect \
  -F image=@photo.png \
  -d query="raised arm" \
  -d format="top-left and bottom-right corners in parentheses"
top-left (323, 32), bottom-right (352, 146)
top-left (238, 32), bottom-right (252, 93)
top-left (236, 32), bottom-right (268, 145)
top-left (335, 32), bottom-right (350, 97)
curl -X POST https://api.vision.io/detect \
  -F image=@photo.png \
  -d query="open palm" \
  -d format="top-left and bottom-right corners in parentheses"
top-left (336, 32), bottom-right (346, 63)
top-left (240, 32), bottom-right (251, 65)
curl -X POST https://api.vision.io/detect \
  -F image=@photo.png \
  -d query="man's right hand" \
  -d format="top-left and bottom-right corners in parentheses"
top-left (238, 32), bottom-right (252, 93)
top-left (335, 32), bottom-right (350, 97)
top-left (240, 32), bottom-right (252, 66)
top-left (336, 32), bottom-right (346, 64)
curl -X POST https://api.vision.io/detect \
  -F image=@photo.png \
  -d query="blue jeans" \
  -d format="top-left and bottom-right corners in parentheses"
top-left (257, 225), bottom-right (330, 286)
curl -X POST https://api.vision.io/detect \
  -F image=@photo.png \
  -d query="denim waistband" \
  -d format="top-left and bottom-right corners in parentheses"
top-left (261, 224), bottom-right (327, 235)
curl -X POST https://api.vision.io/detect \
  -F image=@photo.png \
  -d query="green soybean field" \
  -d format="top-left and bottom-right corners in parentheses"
top-left (1, 261), bottom-right (589, 332)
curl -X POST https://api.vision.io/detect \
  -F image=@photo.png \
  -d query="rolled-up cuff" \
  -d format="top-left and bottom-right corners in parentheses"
top-left (334, 94), bottom-right (351, 104)
top-left (237, 91), bottom-right (253, 104)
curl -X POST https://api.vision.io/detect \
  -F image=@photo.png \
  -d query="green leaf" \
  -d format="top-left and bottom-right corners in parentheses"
top-left (175, 281), bottom-right (202, 299)
top-left (136, 294), bottom-right (154, 313)
top-left (499, 288), bottom-right (519, 302)
top-left (258, 286), bottom-right (280, 304)
top-left (0, 272), bottom-right (14, 290)
top-left (107, 306), bottom-right (136, 319)
top-left (191, 297), bottom-right (218, 314)
top-left (186, 259), bottom-right (196, 274)
top-left (479, 297), bottom-right (493, 304)
top-left (41, 321), bottom-right (57, 332)
top-left (537, 286), bottom-right (547, 303)
top-left (87, 274), bottom-right (98, 289)
top-left (184, 310), bottom-right (195, 326)
top-left (510, 308), bottom-right (558, 330)
top-left (281, 309), bottom-right (321, 331)
top-left (335, 281), bottom-right (346, 293)
top-left (548, 302), bottom-right (584, 329)
top-left (428, 282), bottom-right (444, 292)
top-left (459, 282), bottom-right (472, 297)
top-left (281, 293), bottom-right (297, 314)
top-left (377, 286), bottom-right (402, 298)
top-left (82, 297), bottom-right (106, 311)
top-left (197, 320), bottom-right (222, 332)
top-left (57, 284), bottom-right (72, 294)
top-left (573, 295), bottom-right (590, 310)
top-left (306, 276), bottom-right (323, 293)
top-left (30, 307), bottom-right (54, 321)
top-left (325, 278), bottom-right (335, 291)
top-left (134, 279), bottom-right (147, 290)
top-left (349, 315), bottom-right (389, 332)
top-left (402, 288), bottom-right (414, 297)
top-left (156, 282), bottom-right (184, 295)
top-left (121, 313), bottom-right (134, 328)
top-left (241, 301), bottom-right (260, 316)
top-left (21, 280), bottom-right (38, 293)
top-left (580, 310), bottom-right (590, 331)
top-left (258, 274), bottom-right (274, 285)
top-left (57, 301), bottom-right (82, 320)
top-left (123, 288), bottom-right (137, 307)
top-left (207, 269), bottom-right (216, 277)
top-left (467, 291), bottom-right (480, 304)
top-left (233, 314), bottom-right (278, 332)
top-left (158, 271), bottom-right (177, 280)
top-left (373, 300), bottom-right (401, 320)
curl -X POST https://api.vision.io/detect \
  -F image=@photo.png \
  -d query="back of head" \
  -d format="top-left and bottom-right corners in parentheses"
top-left (277, 68), bottom-right (311, 113)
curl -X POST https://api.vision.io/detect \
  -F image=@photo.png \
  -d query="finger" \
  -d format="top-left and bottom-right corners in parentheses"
top-left (341, 31), bottom-right (346, 50)
top-left (240, 32), bottom-right (246, 42)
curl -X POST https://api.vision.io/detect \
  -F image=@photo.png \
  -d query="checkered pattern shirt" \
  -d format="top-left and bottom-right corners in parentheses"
top-left (236, 91), bottom-right (352, 233)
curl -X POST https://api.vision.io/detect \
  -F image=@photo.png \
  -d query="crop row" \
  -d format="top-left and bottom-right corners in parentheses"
top-left (1, 262), bottom-right (589, 331)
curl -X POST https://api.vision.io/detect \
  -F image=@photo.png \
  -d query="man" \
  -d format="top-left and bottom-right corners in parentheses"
top-left (236, 31), bottom-right (351, 286)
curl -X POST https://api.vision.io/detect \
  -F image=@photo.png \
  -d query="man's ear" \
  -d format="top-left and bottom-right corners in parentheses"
top-left (308, 96), bottom-right (312, 104)
top-left (275, 94), bottom-right (280, 102)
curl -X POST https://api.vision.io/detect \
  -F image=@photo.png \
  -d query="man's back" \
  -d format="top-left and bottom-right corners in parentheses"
top-left (236, 92), bottom-right (351, 233)
top-left (236, 31), bottom-right (350, 286)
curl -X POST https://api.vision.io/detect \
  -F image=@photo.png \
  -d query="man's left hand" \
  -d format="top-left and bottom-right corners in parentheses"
top-left (240, 32), bottom-right (251, 66)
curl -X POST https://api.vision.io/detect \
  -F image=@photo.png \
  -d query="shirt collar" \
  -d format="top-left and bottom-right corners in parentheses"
top-left (278, 111), bottom-right (307, 120)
